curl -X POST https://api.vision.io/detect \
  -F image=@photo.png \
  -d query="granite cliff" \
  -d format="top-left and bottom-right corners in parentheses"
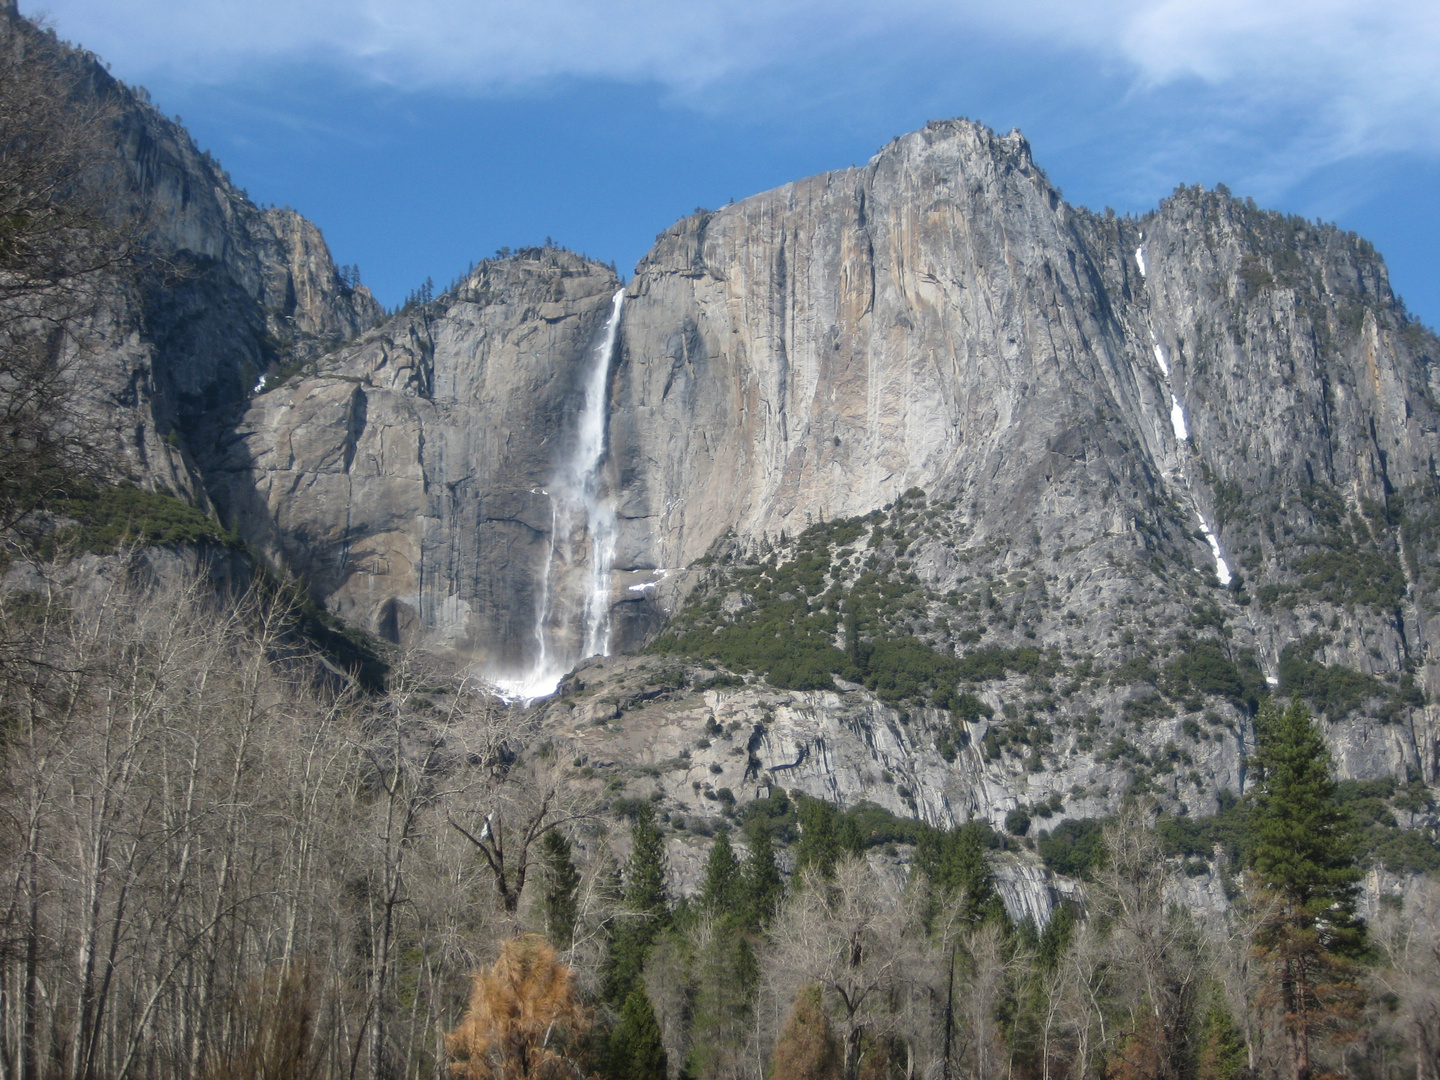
top-left (9, 4), bottom-right (1437, 914)
top-left (189, 119), bottom-right (1440, 916)
top-left (210, 251), bottom-right (622, 672)
top-left (0, 6), bottom-right (382, 510)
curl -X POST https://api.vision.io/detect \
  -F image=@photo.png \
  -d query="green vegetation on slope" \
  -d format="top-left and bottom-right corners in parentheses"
top-left (1277, 634), bottom-right (1421, 723)
top-left (1041, 775), bottom-right (1439, 881)
top-left (42, 485), bottom-right (241, 554)
top-left (650, 495), bottom-right (1057, 707)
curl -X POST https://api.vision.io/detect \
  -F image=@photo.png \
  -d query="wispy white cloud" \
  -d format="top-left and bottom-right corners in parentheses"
top-left (36, 1), bottom-right (848, 89)
top-left (31, 0), bottom-right (1440, 169)
top-left (1115, 0), bottom-right (1440, 159)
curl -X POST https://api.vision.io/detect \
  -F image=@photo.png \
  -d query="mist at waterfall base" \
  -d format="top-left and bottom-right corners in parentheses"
top-left (491, 290), bottom-right (626, 702)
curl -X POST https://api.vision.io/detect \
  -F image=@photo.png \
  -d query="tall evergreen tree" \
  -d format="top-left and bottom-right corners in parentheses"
top-left (607, 987), bottom-right (667, 1080)
top-left (700, 828), bottom-right (741, 913)
top-left (538, 829), bottom-right (580, 951)
top-left (605, 806), bottom-right (671, 1004)
top-left (915, 820), bottom-right (1007, 927)
top-left (689, 829), bottom-right (763, 1079)
top-left (916, 819), bottom-right (1009, 1080)
top-left (742, 817), bottom-right (785, 928)
top-left (1246, 699), bottom-right (1364, 1080)
top-left (685, 929), bottom-right (758, 1080)
top-left (795, 799), bottom-right (841, 879)
top-left (627, 804), bottom-right (670, 919)
top-left (1195, 990), bottom-right (1248, 1080)
top-left (837, 815), bottom-right (865, 861)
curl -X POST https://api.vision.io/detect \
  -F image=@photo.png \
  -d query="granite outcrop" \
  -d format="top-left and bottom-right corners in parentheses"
top-left (15, 6), bottom-right (1437, 913)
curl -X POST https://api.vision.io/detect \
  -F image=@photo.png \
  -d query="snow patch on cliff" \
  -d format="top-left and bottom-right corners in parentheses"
top-left (1170, 394), bottom-right (1189, 441)
top-left (1149, 331), bottom-right (1171, 376)
top-left (1196, 513), bottom-right (1233, 586)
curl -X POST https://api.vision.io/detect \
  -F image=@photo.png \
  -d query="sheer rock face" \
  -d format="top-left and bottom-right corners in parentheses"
top-left (59, 110), bottom-right (1419, 861)
top-left (23, 8), bottom-right (1434, 911)
top-left (613, 123), bottom-right (1098, 564)
top-left (11, 2), bottom-right (385, 502)
top-left (204, 120), bottom-right (1440, 808)
top-left (116, 96), bottom-right (384, 481)
top-left (604, 119), bottom-right (1440, 788)
top-left (211, 252), bottom-right (621, 673)
top-left (613, 120), bottom-right (1436, 604)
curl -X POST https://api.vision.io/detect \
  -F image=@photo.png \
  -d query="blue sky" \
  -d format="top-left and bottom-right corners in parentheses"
top-left (31, 1), bottom-right (1440, 328)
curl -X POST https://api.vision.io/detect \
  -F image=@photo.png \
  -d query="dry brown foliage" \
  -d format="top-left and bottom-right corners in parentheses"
top-left (1108, 1013), bottom-right (1164, 1080)
top-left (770, 984), bottom-right (841, 1080)
top-left (446, 935), bottom-right (590, 1080)
top-left (202, 962), bottom-right (327, 1080)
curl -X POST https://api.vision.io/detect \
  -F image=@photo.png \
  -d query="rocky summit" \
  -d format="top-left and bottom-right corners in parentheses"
top-left (17, 6), bottom-right (1439, 916)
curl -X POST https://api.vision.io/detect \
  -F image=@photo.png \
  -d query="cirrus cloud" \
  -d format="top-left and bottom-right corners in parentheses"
top-left (29, 0), bottom-right (1440, 173)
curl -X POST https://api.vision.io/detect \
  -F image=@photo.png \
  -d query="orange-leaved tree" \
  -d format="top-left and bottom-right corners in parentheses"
top-left (770, 984), bottom-right (842, 1080)
top-left (447, 935), bottom-right (591, 1080)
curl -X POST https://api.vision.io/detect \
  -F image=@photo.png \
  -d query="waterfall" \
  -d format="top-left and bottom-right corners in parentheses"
top-left (495, 288), bottom-right (625, 700)
top-left (576, 290), bottom-right (624, 658)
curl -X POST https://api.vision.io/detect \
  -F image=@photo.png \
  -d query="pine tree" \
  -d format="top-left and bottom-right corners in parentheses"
top-left (837, 815), bottom-right (865, 861)
top-left (700, 828), bottom-right (741, 913)
top-left (539, 829), bottom-right (580, 951)
top-left (915, 820), bottom-right (1006, 927)
top-left (769, 984), bottom-right (842, 1080)
top-left (1035, 901), bottom-right (1075, 970)
top-left (742, 817), bottom-right (785, 929)
top-left (1195, 990), bottom-right (1247, 1080)
top-left (607, 988), bottom-right (667, 1080)
top-left (605, 806), bottom-right (671, 1004)
top-left (795, 799), bottom-right (840, 879)
top-left (917, 820), bottom-right (1010, 1080)
top-left (1246, 699), bottom-right (1364, 1080)
top-left (685, 929), bottom-right (758, 1080)
top-left (688, 830), bottom-right (762, 1079)
top-left (627, 805), bottom-right (670, 920)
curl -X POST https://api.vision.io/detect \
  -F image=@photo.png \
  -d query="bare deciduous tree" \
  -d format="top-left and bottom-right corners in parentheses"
top-left (766, 858), bottom-right (925, 1080)
top-left (448, 745), bottom-right (599, 917)
top-left (0, 566), bottom-right (557, 1080)
top-left (1370, 879), bottom-right (1440, 1080)
top-left (1089, 802), bottom-right (1202, 1080)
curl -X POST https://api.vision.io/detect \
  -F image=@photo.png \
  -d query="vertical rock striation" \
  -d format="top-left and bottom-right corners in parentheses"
top-left (212, 251), bottom-right (621, 678)
top-left (8, 6), bottom-right (1436, 912)
top-left (599, 120), bottom-right (1440, 793)
top-left (1, 5), bottom-right (383, 503)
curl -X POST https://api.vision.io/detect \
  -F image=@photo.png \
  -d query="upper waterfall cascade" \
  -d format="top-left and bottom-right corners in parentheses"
top-left (494, 289), bottom-right (625, 700)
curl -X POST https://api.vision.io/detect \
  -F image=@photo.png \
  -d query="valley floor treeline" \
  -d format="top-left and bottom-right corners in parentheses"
top-left (0, 571), bottom-right (1437, 1080)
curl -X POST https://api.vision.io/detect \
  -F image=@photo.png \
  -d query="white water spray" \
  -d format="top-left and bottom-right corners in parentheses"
top-left (495, 289), bottom-right (625, 701)
top-left (577, 291), bottom-right (625, 658)
top-left (1196, 512), bottom-right (1233, 586)
top-left (1148, 330), bottom-right (1170, 377)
